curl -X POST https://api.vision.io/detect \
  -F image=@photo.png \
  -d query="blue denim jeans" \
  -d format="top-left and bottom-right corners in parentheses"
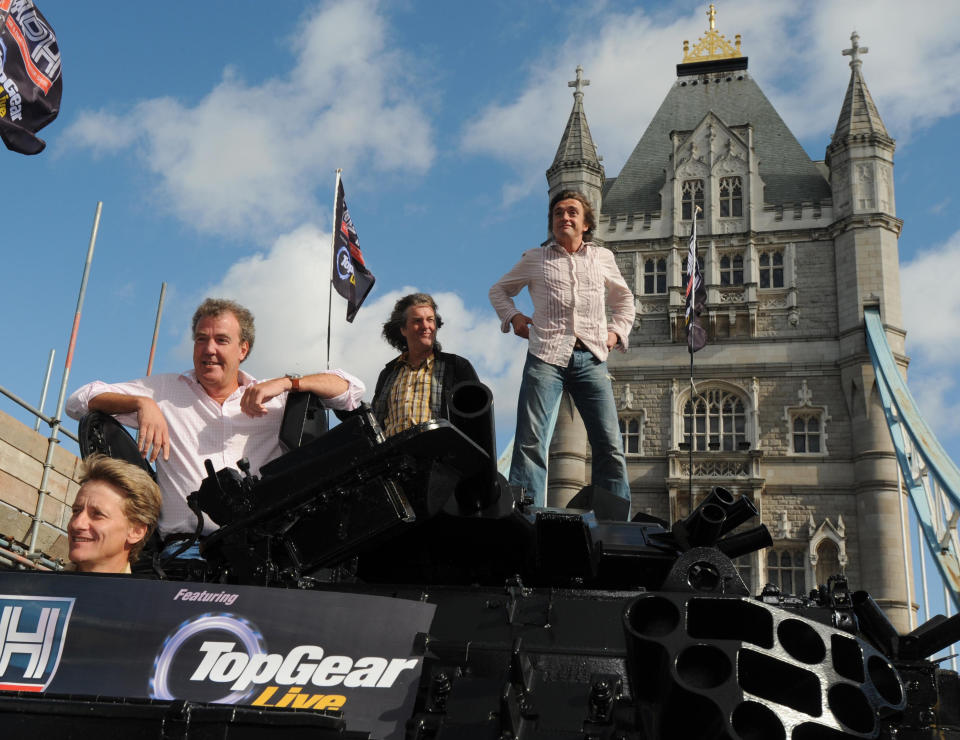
top-left (509, 349), bottom-right (630, 507)
top-left (161, 540), bottom-right (203, 561)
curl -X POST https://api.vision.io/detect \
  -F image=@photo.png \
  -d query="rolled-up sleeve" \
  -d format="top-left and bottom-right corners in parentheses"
top-left (321, 369), bottom-right (365, 411)
top-left (489, 250), bottom-right (537, 332)
top-left (601, 250), bottom-right (636, 351)
top-left (66, 378), bottom-right (153, 427)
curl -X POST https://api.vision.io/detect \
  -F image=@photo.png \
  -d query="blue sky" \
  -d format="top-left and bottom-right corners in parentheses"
top-left (3, 0), bottom-right (960, 474)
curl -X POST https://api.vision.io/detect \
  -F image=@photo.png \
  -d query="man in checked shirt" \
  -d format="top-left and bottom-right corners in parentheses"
top-left (371, 293), bottom-right (478, 437)
top-left (489, 190), bottom-right (635, 512)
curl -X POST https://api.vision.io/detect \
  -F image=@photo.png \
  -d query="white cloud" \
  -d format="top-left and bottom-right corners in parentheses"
top-left (900, 229), bottom-right (960, 447)
top-left (179, 225), bottom-right (526, 447)
top-left (461, 0), bottom-right (960, 201)
top-left (907, 372), bottom-right (960, 439)
top-left (61, 0), bottom-right (435, 239)
top-left (901, 229), bottom-right (960, 365)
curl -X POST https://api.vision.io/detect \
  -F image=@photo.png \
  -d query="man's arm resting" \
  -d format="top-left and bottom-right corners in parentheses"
top-left (240, 370), bottom-right (364, 417)
top-left (88, 393), bottom-right (170, 462)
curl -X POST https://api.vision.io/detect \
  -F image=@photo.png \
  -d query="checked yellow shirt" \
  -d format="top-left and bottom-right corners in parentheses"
top-left (383, 353), bottom-right (435, 437)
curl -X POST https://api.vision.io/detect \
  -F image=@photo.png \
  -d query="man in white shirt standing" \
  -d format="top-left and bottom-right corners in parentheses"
top-left (489, 191), bottom-right (635, 510)
top-left (67, 298), bottom-right (365, 540)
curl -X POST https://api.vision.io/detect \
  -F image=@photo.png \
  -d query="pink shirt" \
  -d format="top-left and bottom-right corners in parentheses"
top-left (66, 369), bottom-right (364, 536)
top-left (489, 240), bottom-right (635, 365)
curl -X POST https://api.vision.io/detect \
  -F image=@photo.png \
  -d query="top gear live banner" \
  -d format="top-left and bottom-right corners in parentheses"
top-left (0, 0), bottom-right (62, 154)
top-left (0, 572), bottom-right (435, 739)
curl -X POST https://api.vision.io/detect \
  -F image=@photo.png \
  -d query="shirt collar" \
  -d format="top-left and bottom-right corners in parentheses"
top-left (182, 369), bottom-right (258, 398)
top-left (547, 238), bottom-right (590, 255)
top-left (399, 352), bottom-right (435, 370)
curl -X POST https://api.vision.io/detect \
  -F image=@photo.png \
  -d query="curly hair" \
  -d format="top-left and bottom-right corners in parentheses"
top-left (382, 293), bottom-right (443, 353)
top-left (548, 189), bottom-right (596, 242)
top-left (192, 298), bottom-right (255, 358)
top-left (77, 454), bottom-right (163, 563)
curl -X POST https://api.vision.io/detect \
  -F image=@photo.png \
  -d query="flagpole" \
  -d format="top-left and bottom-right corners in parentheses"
top-left (689, 332), bottom-right (695, 508)
top-left (327, 168), bottom-right (342, 373)
top-left (687, 206), bottom-right (701, 510)
top-left (146, 282), bottom-right (167, 376)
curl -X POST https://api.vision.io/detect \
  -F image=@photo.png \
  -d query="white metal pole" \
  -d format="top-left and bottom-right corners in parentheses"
top-left (897, 464), bottom-right (915, 630)
top-left (945, 583), bottom-right (958, 671)
top-left (33, 348), bottom-right (55, 433)
top-left (29, 202), bottom-right (102, 554)
top-left (146, 282), bottom-right (167, 376)
top-left (918, 522), bottom-right (931, 622)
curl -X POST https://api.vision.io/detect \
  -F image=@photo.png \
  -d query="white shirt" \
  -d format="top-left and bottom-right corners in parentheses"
top-left (66, 369), bottom-right (364, 536)
top-left (489, 240), bottom-right (635, 365)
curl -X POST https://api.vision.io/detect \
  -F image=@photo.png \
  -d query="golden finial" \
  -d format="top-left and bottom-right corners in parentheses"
top-left (682, 4), bottom-right (743, 63)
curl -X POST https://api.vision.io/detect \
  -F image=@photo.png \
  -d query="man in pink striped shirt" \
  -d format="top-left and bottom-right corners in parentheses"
top-left (489, 190), bottom-right (635, 512)
top-left (67, 298), bottom-right (364, 540)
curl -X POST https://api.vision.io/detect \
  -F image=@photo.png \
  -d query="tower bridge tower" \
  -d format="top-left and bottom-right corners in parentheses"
top-left (544, 9), bottom-right (911, 628)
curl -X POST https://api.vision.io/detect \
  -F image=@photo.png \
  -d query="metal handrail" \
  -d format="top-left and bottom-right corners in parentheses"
top-left (0, 382), bottom-right (79, 443)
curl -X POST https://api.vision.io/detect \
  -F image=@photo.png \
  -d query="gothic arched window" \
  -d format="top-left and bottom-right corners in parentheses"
top-left (682, 389), bottom-right (747, 451)
top-left (718, 176), bottom-right (743, 217)
top-left (792, 414), bottom-right (822, 453)
top-left (719, 254), bottom-right (744, 285)
top-left (767, 549), bottom-right (806, 595)
top-left (681, 179), bottom-right (704, 221)
top-left (815, 539), bottom-right (842, 587)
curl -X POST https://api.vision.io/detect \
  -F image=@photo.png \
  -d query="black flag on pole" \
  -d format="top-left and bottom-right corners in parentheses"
top-left (684, 214), bottom-right (707, 352)
top-left (332, 179), bottom-right (375, 323)
top-left (0, 0), bottom-right (62, 155)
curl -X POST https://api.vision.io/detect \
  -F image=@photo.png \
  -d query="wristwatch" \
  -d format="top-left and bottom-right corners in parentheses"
top-left (285, 373), bottom-right (302, 392)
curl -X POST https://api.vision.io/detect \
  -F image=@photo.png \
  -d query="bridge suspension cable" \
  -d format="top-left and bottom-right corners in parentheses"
top-left (865, 308), bottom-right (960, 611)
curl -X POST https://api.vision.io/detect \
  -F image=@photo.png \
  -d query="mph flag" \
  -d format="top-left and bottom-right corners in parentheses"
top-left (332, 179), bottom-right (375, 323)
top-left (0, 0), bottom-right (62, 155)
top-left (684, 213), bottom-right (707, 352)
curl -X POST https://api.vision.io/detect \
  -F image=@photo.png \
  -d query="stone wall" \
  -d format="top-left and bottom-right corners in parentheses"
top-left (0, 407), bottom-right (81, 561)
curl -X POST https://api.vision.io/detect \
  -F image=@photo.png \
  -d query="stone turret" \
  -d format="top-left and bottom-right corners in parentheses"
top-left (546, 65), bottom-right (605, 218)
top-left (828, 32), bottom-right (910, 629)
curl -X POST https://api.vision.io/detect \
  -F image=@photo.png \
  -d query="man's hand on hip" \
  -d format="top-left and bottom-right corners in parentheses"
top-left (511, 314), bottom-right (533, 339)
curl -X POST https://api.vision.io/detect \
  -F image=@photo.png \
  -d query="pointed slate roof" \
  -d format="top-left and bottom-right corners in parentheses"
top-left (549, 65), bottom-right (601, 171)
top-left (829, 31), bottom-right (892, 148)
top-left (602, 69), bottom-right (830, 218)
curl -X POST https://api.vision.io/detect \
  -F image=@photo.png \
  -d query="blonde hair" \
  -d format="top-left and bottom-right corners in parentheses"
top-left (78, 454), bottom-right (163, 563)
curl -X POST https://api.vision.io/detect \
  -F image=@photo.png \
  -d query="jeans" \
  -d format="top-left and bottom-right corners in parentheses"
top-left (509, 349), bottom-right (630, 507)
top-left (160, 540), bottom-right (203, 561)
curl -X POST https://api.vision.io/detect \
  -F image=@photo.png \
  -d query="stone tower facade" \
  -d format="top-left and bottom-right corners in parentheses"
top-left (545, 17), bottom-right (912, 629)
